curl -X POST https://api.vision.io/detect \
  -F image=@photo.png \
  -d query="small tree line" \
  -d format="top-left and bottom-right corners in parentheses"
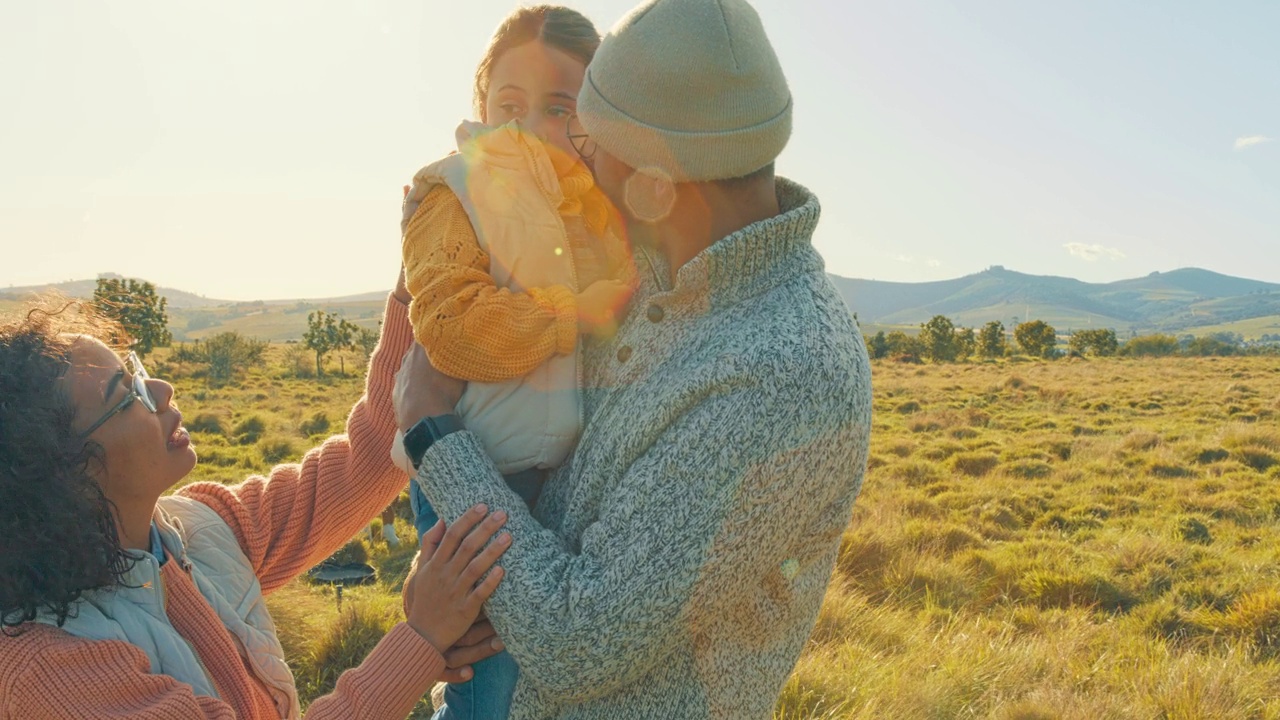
top-left (303, 310), bottom-right (379, 377)
top-left (867, 315), bottom-right (1278, 363)
top-left (88, 276), bottom-right (383, 383)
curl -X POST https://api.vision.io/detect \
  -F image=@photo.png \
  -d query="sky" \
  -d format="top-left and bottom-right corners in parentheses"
top-left (2, 0), bottom-right (1278, 301)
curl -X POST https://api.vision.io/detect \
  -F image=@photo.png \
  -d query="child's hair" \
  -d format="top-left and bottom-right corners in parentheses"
top-left (474, 5), bottom-right (602, 122)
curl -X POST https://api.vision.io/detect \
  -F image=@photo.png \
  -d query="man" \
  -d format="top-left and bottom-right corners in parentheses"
top-left (395, 0), bottom-right (872, 717)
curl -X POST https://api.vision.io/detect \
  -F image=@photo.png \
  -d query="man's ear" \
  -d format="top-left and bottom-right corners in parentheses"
top-left (624, 167), bottom-right (676, 223)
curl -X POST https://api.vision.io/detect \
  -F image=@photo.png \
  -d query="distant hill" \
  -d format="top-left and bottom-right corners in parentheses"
top-left (5, 267), bottom-right (1279, 341)
top-left (830, 266), bottom-right (1280, 335)
top-left (0, 273), bottom-right (229, 309)
top-left (0, 274), bottom-right (390, 342)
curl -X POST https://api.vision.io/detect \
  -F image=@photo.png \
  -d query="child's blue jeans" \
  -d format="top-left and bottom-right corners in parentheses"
top-left (409, 469), bottom-right (543, 720)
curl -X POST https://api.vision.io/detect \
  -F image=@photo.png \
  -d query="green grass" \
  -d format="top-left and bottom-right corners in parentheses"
top-left (169, 300), bottom-right (385, 342)
top-left (162, 346), bottom-right (1280, 718)
top-left (1180, 314), bottom-right (1280, 342)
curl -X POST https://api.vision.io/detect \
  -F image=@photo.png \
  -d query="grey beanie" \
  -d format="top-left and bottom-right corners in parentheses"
top-left (576, 0), bottom-right (792, 183)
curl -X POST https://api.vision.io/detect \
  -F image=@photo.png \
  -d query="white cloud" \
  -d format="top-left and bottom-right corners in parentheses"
top-left (1064, 242), bottom-right (1126, 262)
top-left (890, 254), bottom-right (942, 268)
top-left (1235, 135), bottom-right (1273, 151)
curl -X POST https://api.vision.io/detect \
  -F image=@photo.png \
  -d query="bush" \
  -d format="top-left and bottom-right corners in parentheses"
top-left (259, 436), bottom-right (298, 464)
top-left (294, 594), bottom-right (400, 705)
top-left (186, 412), bottom-right (225, 436)
top-left (232, 415), bottom-right (267, 445)
top-left (951, 452), bottom-right (999, 477)
top-left (1017, 568), bottom-right (1134, 611)
top-left (1006, 460), bottom-right (1053, 479)
top-left (1121, 334), bottom-right (1179, 357)
top-left (328, 538), bottom-right (369, 565)
top-left (299, 411), bottom-right (331, 437)
top-left (1176, 516), bottom-right (1213, 545)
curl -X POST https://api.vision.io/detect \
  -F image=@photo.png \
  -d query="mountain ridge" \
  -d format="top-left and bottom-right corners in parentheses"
top-left (4, 267), bottom-right (1279, 341)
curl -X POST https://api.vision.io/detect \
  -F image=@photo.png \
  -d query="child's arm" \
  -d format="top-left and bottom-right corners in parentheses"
top-left (403, 185), bottom-right (578, 383)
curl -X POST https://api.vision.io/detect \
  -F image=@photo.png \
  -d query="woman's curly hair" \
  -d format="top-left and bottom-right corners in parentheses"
top-left (1, 300), bottom-right (134, 631)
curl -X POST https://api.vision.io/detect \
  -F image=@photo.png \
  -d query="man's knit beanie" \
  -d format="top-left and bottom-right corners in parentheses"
top-left (576, 0), bottom-right (792, 183)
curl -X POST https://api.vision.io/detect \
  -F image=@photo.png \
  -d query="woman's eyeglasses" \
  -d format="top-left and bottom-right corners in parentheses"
top-left (79, 351), bottom-right (158, 439)
top-left (567, 114), bottom-right (596, 161)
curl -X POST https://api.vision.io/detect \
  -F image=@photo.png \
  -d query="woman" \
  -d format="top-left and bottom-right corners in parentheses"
top-left (0, 269), bottom-right (508, 719)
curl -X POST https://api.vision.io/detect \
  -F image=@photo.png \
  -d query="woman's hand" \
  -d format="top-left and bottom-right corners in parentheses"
top-left (394, 186), bottom-right (413, 305)
top-left (394, 343), bottom-right (466, 432)
top-left (402, 504), bottom-right (510, 655)
top-left (394, 265), bottom-right (411, 305)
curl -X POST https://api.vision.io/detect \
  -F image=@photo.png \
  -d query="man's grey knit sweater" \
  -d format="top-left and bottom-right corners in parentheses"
top-left (417, 178), bottom-right (872, 719)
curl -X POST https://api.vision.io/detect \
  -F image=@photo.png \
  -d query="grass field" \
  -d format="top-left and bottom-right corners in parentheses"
top-left (1181, 315), bottom-right (1280, 342)
top-left (155, 346), bottom-right (1280, 719)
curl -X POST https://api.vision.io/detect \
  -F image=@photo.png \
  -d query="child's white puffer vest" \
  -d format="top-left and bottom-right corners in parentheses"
top-left (402, 123), bottom-right (584, 475)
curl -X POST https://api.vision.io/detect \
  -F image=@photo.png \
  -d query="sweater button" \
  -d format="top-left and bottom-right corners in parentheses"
top-left (617, 346), bottom-right (633, 363)
top-left (646, 304), bottom-right (665, 323)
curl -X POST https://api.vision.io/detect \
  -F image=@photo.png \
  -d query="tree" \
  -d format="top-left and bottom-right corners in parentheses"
top-left (303, 310), bottom-right (357, 377)
top-left (868, 331), bottom-right (889, 360)
top-left (91, 277), bottom-right (172, 356)
top-left (1121, 334), bottom-right (1180, 357)
top-left (1068, 328), bottom-right (1118, 357)
top-left (920, 315), bottom-right (958, 363)
top-left (954, 327), bottom-right (976, 361)
top-left (884, 331), bottom-right (925, 362)
top-left (1015, 320), bottom-right (1057, 358)
top-left (977, 321), bottom-right (1006, 359)
top-left (201, 332), bottom-right (267, 384)
top-left (355, 325), bottom-right (380, 361)
top-left (1183, 336), bottom-right (1239, 357)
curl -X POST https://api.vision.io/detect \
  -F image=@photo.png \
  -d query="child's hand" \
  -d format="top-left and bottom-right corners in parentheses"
top-left (455, 120), bottom-right (493, 148)
top-left (402, 505), bottom-right (510, 655)
top-left (577, 279), bottom-right (635, 338)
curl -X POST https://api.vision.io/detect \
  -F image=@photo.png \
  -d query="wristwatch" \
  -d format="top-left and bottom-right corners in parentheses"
top-left (403, 414), bottom-right (466, 470)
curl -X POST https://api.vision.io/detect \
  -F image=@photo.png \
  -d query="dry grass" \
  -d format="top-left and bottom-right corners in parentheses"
top-left (165, 347), bottom-right (1280, 718)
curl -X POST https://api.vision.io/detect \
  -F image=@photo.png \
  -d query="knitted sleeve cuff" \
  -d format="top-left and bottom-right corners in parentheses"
top-left (529, 285), bottom-right (579, 356)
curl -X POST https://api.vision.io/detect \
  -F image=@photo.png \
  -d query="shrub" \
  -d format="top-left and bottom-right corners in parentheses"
top-left (1006, 460), bottom-right (1053, 480)
top-left (199, 446), bottom-right (249, 468)
top-left (259, 436), bottom-right (298, 464)
top-left (294, 593), bottom-right (400, 704)
top-left (1149, 462), bottom-right (1194, 479)
top-left (186, 412), bottom-right (225, 436)
top-left (1212, 589), bottom-right (1280, 655)
top-left (1016, 568), bottom-right (1134, 611)
top-left (1192, 448), bottom-right (1230, 464)
top-left (1121, 430), bottom-right (1161, 452)
top-left (299, 411), bottom-right (331, 437)
top-left (1121, 334), bottom-right (1179, 357)
top-left (951, 452), bottom-right (999, 477)
top-left (1234, 449), bottom-right (1278, 472)
top-left (328, 538), bottom-right (369, 566)
top-left (1175, 516), bottom-right (1213, 545)
top-left (232, 415), bottom-right (267, 444)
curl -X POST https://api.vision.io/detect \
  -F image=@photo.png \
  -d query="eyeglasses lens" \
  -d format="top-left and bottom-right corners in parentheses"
top-left (127, 352), bottom-right (158, 413)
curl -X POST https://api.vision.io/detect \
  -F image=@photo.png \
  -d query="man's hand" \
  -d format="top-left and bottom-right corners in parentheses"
top-left (394, 344), bottom-right (466, 432)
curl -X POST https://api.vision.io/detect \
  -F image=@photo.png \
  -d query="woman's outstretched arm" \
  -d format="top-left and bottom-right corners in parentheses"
top-left (180, 291), bottom-right (413, 593)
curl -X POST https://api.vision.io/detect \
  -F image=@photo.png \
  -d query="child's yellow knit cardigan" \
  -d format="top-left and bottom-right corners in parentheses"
top-left (402, 143), bottom-right (633, 384)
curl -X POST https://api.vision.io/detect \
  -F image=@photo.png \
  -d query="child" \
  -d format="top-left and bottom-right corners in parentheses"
top-left (394, 6), bottom-right (634, 719)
